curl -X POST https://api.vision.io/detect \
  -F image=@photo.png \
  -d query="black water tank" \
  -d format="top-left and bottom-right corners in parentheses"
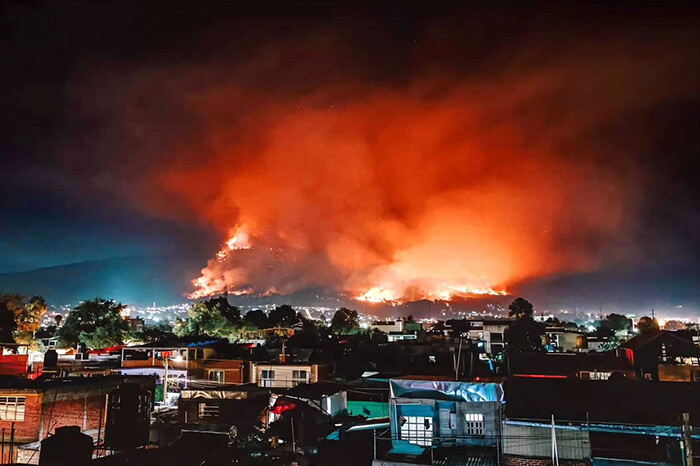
top-left (39, 425), bottom-right (93, 466)
top-left (43, 349), bottom-right (58, 369)
top-left (104, 382), bottom-right (152, 450)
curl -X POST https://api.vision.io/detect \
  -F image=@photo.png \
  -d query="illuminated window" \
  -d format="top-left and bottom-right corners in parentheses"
top-left (292, 370), bottom-right (308, 386)
top-left (261, 370), bottom-right (275, 387)
top-left (207, 370), bottom-right (225, 383)
top-left (0, 397), bottom-right (25, 422)
top-left (465, 413), bottom-right (484, 436)
top-left (399, 416), bottom-right (432, 447)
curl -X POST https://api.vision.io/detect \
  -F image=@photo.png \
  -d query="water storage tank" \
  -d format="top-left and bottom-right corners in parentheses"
top-left (41, 349), bottom-right (60, 377)
top-left (39, 425), bottom-right (93, 465)
top-left (104, 382), bottom-right (152, 450)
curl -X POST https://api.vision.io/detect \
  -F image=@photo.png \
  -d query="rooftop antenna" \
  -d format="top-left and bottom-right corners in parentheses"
top-left (651, 308), bottom-right (655, 320)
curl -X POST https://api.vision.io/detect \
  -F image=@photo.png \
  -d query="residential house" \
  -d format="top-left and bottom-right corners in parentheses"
top-left (375, 377), bottom-right (504, 465)
top-left (190, 359), bottom-right (247, 385)
top-left (178, 384), bottom-right (269, 435)
top-left (507, 351), bottom-right (635, 380)
top-left (544, 327), bottom-right (588, 352)
top-left (620, 330), bottom-right (700, 381)
top-left (0, 375), bottom-right (154, 464)
top-left (286, 382), bottom-right (347, 418)
top-left (504, 376), bottom-right (700, 464)
top-left (0, 344), bottom-right (29, 376)
top-left (371, 321), bottom-right (404, 334)
top-left (445, 319), bottom-right (512, 355)
top-left (250, 362), bottom-right (327, 388)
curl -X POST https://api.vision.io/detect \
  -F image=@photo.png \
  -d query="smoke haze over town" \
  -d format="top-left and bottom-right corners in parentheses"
top-left (1, 2), bottom-right (699, 316)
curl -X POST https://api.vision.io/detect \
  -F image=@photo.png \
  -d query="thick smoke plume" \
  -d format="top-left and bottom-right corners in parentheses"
top-left (64, 12), bottom-right (698, 303)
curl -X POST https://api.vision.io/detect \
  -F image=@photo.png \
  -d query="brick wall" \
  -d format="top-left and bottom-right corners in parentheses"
top-left (41, 391), bottom-right (107, 438)
top-left (193, 359), bottom-right (245, 384)
top-left (0, 391), bottom-right (42, 444)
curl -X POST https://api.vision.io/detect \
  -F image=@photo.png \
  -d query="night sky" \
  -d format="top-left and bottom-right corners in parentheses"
top-left (1, 1), bottom-right (699, 315)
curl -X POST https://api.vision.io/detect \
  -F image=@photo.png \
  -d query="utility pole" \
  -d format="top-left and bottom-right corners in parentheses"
top-left (681, 412), bottom-right (693, 466)
top-left (551, 415), bottom-right (559, 466)
top-left (373, 428), bottom-right (377, 460)
top-left (455, 338), bottom-right (463, 381)
top-left (291, 417), bottom-right (296, 454)
top-left (163, 356), bottom-right (169, 404)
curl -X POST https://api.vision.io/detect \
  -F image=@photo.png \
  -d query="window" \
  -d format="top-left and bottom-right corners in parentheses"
top-left (399, 416), bottom-right (432, 447)
top-left (261, 370), bottom-right (275, 387)
top-left (465, 413), bottom-right (484, 436)
top-left (198, 402), bottom-right (220, 419)
top-left (292, 370), bottom-right (308, 385)
top-left (661, 343), bottom-right (668, 362)
top-left (0, 397), bottom-right (25, 422)
top-left (208, 370), bottom-right (225, 383)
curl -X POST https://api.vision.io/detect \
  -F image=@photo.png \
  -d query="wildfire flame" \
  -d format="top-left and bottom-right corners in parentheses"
top-left (168, 25), bottom-right (689, 307)
top-left (215, 225), bottom-right (251, 260)
top-left (355, 284), bottom-right (507, 304)
top-left (189, 225), bottom-right (252, 299)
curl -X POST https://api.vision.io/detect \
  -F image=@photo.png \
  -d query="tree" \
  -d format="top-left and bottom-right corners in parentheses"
top-left (637, 316), bottom-right (660, 335)
top-left (331, 308), bottom-right (359, 333)
top-left (594, 326), bottom-right (616, 338)
top-left (508, 298), bottom-right (534, 320)
top-left (130, 324), bottom-right (175, 344)
top-left (663, 320), bottom-right (686, 331)
top-left (0, 294), bottom-right (48, 345)
top-left (286, 315), bottom-right (325, 349)
top-left (57, 298), bottom-right (128, 348)
top-left (563, 321), bottom-right (579, 331)
top-left (268, 305), bottom-right (300, 328)
top-left (13, 296), bottom-right (47, 345)
top-left (505, 298), bottom-right (544, 353)
top-left (177, 297), bottom-right (241, 338)
top-left (243, 310), bottom-right (270, 329)
top-left (600, 313), bottom-right (632, 333)
top-left (0, 294), bottom-right (26, 342)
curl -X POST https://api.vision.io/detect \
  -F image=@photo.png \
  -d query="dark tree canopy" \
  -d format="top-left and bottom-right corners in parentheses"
top-left (600, 313), bottom-right (632, 333)
top-left (268, 305), bottom-right (300, 328)
top-left (331, 308), bottom-right (359, 333)
top-left (637, 316), bottom-right (660, 335)
top-left (508, 298), bottom-right (534, 320)
top-left (58, 298), bottom-right (128, 348)
top-left (243, 310), bottom-right (270, 329)
top-left (505, 318), bottom-right (545, 353)
top-left (505, 297), bottom-right (544, 353)
top-left (132, 324), bottom-right (176, 344)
